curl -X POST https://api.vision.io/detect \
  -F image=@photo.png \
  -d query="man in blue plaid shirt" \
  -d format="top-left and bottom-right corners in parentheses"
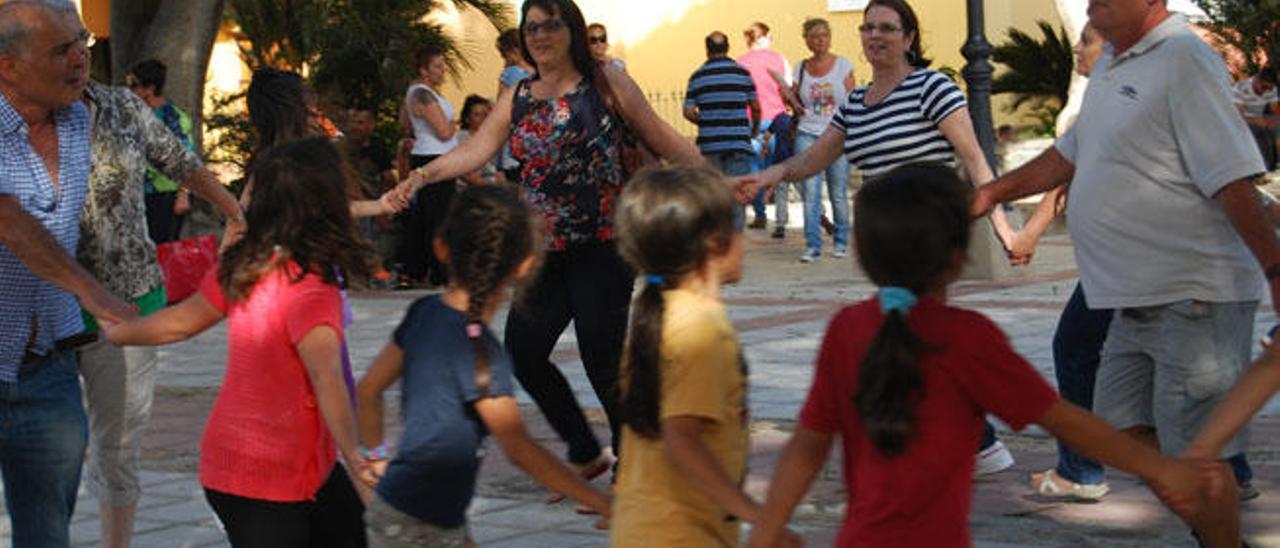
top-left (0, 2), bottom-right (136, 546)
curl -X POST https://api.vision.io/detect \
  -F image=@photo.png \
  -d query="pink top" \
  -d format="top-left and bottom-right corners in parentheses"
top-left (737, 49), bottom-right (790, 122)
top-left (197, 263), bottom-right (344, 502)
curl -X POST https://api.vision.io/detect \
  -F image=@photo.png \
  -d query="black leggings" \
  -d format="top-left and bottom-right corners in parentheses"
top-left (204, 465), bottom-right (366, 548)
top-left (396, 154), bottom-right (456, 285)
top-left (505, 242), bottom-right (634, 465)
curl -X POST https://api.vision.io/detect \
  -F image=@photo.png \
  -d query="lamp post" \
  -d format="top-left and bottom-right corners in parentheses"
top-left (962, 0), bottom-right (997, 173)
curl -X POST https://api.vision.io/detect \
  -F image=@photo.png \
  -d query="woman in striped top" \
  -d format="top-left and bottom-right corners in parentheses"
top-left (737, 0), bottom-right (1020, 476)
top-left (738, 0), bottom-right (1016, 249)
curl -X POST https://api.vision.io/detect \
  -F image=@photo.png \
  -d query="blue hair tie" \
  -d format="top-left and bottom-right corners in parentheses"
top-left (645, 274), bottom-right (665, 286)
top-left (879, 286), bottom-right (917, 315)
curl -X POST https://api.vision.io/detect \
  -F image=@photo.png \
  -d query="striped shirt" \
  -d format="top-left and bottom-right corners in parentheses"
top-left (0, 93), bottom-right (91, 379)
top-left (685, 58), bottom-right (757, 155)
top-left (833, 69), bottom-right (966, 178)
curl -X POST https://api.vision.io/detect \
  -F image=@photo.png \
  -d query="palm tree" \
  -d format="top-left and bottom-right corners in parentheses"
top-left (990, 20), bottom-right (1074, 134)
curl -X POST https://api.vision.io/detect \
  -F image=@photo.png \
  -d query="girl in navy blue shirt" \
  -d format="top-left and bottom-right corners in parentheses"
top-left (356, 185), bottom-right (611, 546)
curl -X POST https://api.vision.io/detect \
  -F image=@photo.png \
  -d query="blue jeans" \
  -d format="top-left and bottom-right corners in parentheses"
top-left (704, 151), bottom-right (754, 230)
top-left (795, 131), bottom-right (850, 254)
top-left (1, 350), bottom-right (88, 547)
top-left (1053, 284), bottom-right (1253, 485)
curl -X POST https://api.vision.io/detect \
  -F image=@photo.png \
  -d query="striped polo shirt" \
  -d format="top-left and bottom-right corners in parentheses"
top-left (832, 69), bottom-right (966, 178)
top-left (685, 57), bottom-right (757, 155)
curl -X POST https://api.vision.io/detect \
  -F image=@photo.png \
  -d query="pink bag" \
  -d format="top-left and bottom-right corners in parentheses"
top-left (156, 234), bottom-right (218, 303)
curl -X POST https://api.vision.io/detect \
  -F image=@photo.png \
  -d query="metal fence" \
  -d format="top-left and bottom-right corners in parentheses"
top-left (642, 88), bottom-right (698, 140)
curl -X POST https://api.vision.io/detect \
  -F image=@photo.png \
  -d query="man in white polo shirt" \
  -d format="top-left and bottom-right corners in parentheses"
top-left (974, 0), bottom-right (1280, 470)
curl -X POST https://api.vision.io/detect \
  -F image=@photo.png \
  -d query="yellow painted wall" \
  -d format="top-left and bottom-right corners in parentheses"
top-left (437, 0), bottom-right (1063, 136)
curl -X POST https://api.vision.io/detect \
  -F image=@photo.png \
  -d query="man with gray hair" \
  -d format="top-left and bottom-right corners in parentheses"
top-left (0, 1), bottom-right (137, 546)
top-left (975, 2), bottom-right (1277, 541)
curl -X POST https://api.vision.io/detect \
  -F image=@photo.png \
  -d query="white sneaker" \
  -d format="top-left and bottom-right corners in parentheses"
top-left (832, 247), bottom-right (848, 258)
top-left (974, 440), bottom-right (1015, 476)
top-left (799, 250), bottom-right (820, 263)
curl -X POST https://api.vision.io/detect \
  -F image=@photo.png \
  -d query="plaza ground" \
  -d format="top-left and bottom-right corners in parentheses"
top-left (6, 203), bottom-right (1280, 547)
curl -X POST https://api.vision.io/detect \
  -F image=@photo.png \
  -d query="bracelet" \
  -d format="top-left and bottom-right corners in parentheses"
top-left (359, 443), bottom-right (392, 461)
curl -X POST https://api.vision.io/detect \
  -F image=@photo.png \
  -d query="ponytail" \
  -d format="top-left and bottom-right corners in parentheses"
top-left (854, 294), bottom-right (927, 457)
top-left (622, 275), bottom-right (667, 438)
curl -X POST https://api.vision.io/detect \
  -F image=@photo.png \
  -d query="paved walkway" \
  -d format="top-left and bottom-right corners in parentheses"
top-left (7, 213), bottom-right (1280, 547)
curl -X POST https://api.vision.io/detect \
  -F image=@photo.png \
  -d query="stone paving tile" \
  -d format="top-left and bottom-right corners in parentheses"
top-left (44, 228), bottom-right (1280, 546)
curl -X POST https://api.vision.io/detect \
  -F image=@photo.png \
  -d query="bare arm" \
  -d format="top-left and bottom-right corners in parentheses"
top-left (476, 396), bottom-right (611, 515)
top-left (662, 416), bottom-right (760, 523)
top-left (356, 342), bottom-right (405, 451)
top-left (603, 65), bottom-right (703, 165)
top-left (1007, 186), bottom-right (1066, 265)
top-left (972, 147), bottom-right (1075, 217)
top-left (179, 167), bottom-right (241, 220)
top-left (409, 88), bottom-right (458, 141)
top-left (746, 427), bottom-right (833, 548)
top-left (937, 107), bottom-right (1016, 244)
top-left (104, 292), bottom-right (223, 346)
top-left (0, 196), bottom-right (136, 323)
top-left (739, 125), bottom-right (844, 200)
top-left (298, 326), bottom-right (371, 503)
top-left (405, 86), bottom-right (515, 191)
top-left (1217, 179), bottom-right (1280, 313)
top-left (1186, 350), bottom-right (1280, 460)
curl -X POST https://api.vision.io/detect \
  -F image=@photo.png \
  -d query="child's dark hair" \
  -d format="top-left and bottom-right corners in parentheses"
top-left (440, 185), bottom-right (536, 395)
top-left (246, 68), bottom-right (308, 155)
top-left (219, 138), bottom-right (376, 302)
top-left (614, 166), bottom-right (738, 438)
top-left (460, 95), bottom-right (492, 131)
top-left (852, 162), bottom-right (971, 456)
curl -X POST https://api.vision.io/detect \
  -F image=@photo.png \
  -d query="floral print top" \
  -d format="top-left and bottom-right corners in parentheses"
top-left (80, 82), bottom-right (203, 299)
top-left (509, 77), bottom-right (625, 251)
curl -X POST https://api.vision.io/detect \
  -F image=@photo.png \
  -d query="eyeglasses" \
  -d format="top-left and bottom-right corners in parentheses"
top-left (858, 23), bottom-right (904, 34)
top-left (524, 18), bottom-right (567, 37)
top-left (588, 35), bottom-right (607, 44)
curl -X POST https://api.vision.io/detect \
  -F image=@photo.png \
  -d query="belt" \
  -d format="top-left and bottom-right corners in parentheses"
top-left (20, 332), bottom-right (98, 364)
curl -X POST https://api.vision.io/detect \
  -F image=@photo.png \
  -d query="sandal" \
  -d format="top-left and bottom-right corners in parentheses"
top-left (546, 453), bottom-right (613, 504)
top-left (1031, 468), bottom-right (1109, 501)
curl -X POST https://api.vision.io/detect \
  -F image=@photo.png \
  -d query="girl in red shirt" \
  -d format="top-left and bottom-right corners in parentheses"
top-left (106, 138), bottom-right (374, 547)
top-left (747, 163), bottom-right (1221, 548)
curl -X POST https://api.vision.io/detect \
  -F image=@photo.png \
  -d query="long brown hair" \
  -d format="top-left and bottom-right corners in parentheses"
top-left (852, 163), bottom-right (970, 456)
top-left (218, 138), bottom-right (375, 302)
top-left (613, 165), bottom-right (737, 438)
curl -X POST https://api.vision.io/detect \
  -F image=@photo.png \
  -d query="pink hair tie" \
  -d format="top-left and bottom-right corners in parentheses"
top-left (466, 323), bottom-right (483, 339)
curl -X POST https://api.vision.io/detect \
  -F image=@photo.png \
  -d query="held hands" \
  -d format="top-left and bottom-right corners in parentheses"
top-left (84, 289), bottom-right (139, 329)
top-left (377, 188), bottom-right (410, 215)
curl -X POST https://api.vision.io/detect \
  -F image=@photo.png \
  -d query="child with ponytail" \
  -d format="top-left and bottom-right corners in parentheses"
top-left (104, 138), bottom-right (374, 547)
top-left (747, 163), bottom-right (1224, 548)
top-left (355, 185), bottom-right (610, 547)
top-left (610, 166), bottom-right (794, 547)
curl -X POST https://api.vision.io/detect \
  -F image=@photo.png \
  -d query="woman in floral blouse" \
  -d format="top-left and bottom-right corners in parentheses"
top-left (401, 0), bottom-right (701, 497)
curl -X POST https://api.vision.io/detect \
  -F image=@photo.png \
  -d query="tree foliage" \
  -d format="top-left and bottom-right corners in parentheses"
top-left (214, 0), bottom-right (512, 166)
top-left (991, 21), bottom-right (1074, 111)
top-left (1193, 0), bottom-right (1280, 74)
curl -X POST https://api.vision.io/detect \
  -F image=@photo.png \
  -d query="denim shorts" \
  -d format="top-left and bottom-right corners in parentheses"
top-left (1093, 299), bottom-right (1256, 456)
top-left (365, 494), bottom-right (468, 548)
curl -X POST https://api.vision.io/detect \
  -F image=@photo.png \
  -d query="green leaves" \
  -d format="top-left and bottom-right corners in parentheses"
top-left (991, 20), bottom-right (1074, 111)
top-left (1192, 0), bottom-right (1280, 74)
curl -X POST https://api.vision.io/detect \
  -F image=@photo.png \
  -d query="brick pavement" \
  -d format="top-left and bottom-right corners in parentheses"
top-left (4, 218), bottom-right (1279, 547)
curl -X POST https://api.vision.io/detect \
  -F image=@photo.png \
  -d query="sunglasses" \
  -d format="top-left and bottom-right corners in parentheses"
top-left (859, 23), bottom-right (904, 34)
top-left (524, 18), bottom-right (567, 36)
top-left (588, 35), bottom-right (607, 44)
